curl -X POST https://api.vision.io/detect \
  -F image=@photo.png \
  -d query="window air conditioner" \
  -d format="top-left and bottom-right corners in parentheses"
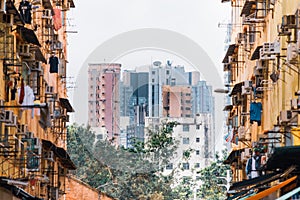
top-left (280, 110), bottom-right (297, 123)
top-left (5, 115), bottom-right (17, 127)
top-left (19, 44), bottom-right (31, 57)
top-left (254, 66), bottom-right (263, 76)
top-left (282, 15), bottom-right (296, 28)
top-left (236, 32), bottom-right (245, 44)
top-left (238, 126), bottom-right (246, 139)
top-left (42, 9), bottom-right (52, 19)
top-left (256, 60), bottom-right (264, 70)
top-left (4, 110), bottom-right (13, 123)
top-left (242, 86), bottom-right (251, 95)
top-left (244, 80), bottom-right (252, 90)
top-left (0, 99), bottom-right (4, 114)
top-left (277, 24), bottom-right (290, 36)
top-left (45, 86), bottom-right (54, 94)
top-left (0, 0), bottom-right (6, 12)
top-left (228, 56), bottom-right (235, 64)
top-left (17, 124), bottom-right (28, 134)
top-left (291, 98), bottom-right (299, 110)
top-left (287, 43), bottom-right (297, 63)
top-left (259, 42), bottom-right (280, 57)
top-left (43, 151), bottom-right (54, 162)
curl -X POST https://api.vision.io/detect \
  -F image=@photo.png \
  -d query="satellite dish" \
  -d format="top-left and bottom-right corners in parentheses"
top-left (153, 61), bottom-right (162, 66)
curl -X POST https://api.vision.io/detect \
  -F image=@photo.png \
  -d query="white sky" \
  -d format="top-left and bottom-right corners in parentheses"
top-left (66, 0), bottom-right (231, 151)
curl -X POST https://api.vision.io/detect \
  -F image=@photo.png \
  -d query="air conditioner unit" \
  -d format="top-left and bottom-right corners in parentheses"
top-left (277, 24), bottom-right (290, 36)
top-left (0, 99), bottom-right (4, 114)
top-left (19, 44), bottom-right (31, 57)
top-left (244, 80), bottom-right (253, 90)
top-left (297, 30), bottom-right (300, 52)
top-left (42, 9), bottom-right (52, 19)
top-left (45, 86), bottom-right (54, 94)
top-left (31, 138), bottom-right (42, 155)
top-left (291, 98), bottom-right (298, 110)
top-left (0, 0), bottom-right (6, 12)
top-left (3, 110), bottom-right (13, 123)
top-left (242, 86), bottom-right (251, 95)
top-left (228, 56), bottom-right (235, 64)
top-left (25, 131), bottom-right (34, 139)
top-left (254, 66), bottom-right (263, 76)
top-left (5, 115), bottom-right (17, 127)
top-left (238, 126), bottom-right (246, 139)
top-left (52, 41), bottom-right (62, 50)
top-left (280, 110), bottom-right (297, 123)
top-left (236, 32), bottom-right (245, 44)
top-left (256, 60), bottom-right (264, 70)
top-left (17, 124), bottom-right (28, 134)
top-left (287, 43), bottom-right (297, 63)
top-left (31, 61), bottom-right (42, 71)
top-left (260, 42), bottom-right (280, 56)
top-left (282, 15), bottom-right (296, 28)
top-left (43, 151), bottom-right (54, 162)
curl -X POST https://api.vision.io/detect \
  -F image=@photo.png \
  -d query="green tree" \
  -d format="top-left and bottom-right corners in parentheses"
top-left (197, 150), bottom-right (230, 200)
top-left (67, 121), bottom-right (183, 200)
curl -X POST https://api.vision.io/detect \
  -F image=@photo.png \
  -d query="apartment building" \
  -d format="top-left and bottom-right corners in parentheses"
top-left (222, 0), bottom-right (300, 199)
top-left (0, 0), bottom-right (76, 199)
top-left (88, 63), bottom-right (121, 144)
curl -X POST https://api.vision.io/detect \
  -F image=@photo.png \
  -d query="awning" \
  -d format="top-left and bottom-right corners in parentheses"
top-left (223, 105), bottom-right (233, 111)
top-left (17, 26), bottom-right (41, 47)
top-left (59, 98), bottom-right (75, 112)
top-left (276, 186), bottom-right (300, 200)
top-left (229, 82), bottom-right (244, 97)
top-left (30, 47), bottom-right (47, 63)
top-left (229, 172), bottom-right (281, 191)
top-left (42, 140), bottom-right (76, 170)
top-left (223, 149), bottom-right (244, 164)
top-left (0, 179), bottom-right (42, 200)
top-left (240, 1), bottom-right (256, 17)
top-left (5, 1), bottom-right (24, 26)
top-left (264, 146), bottom-right (300, 171)
top-left (250, 46), bottom-right (263, 60)
top-left (222, 44), bottom-right (238, 63)
top-left (246, 176), bottom-right (297, 200)
top-left (69, 0), bottom-right (75, 8)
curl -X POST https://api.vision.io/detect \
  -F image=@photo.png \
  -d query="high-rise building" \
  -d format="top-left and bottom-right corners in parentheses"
top-left (88, 63), bottom-right (121, 144)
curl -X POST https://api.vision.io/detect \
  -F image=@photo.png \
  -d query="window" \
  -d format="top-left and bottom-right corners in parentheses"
top-left (196, 125), bottom-right (200, 130)
top-left (183, 124), bottom-right (189, 132)
top-left (166, 163), bottom-right (173, 170)
top-left (195, 163), bottom-right (200, 168)
top-left (186, 93), bottom-right (191, 96)
top-left (196, 176), bottom-right (200, 180)
top-left (182, 163), bottom-right (189, 170)
top-left (185, 107), bottom-right (191, 110)
top-left (152, 71), bottom-right (156, 75)
top-left (97, 134), bottom-right (103, 140)
top-left (166, 70), bottom-right (170, 75)
top-left (182, 137), bottom-right (189, 144)
top-left (152, 78), bottom-right (155, 83)
top-left (196, 150), bottom-right (200, 155)
top-left (196, 138), bottom-right (200, 143)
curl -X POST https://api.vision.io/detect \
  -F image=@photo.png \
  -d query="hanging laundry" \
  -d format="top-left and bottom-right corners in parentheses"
top-left (19, 0), bottom-right (32, 24)
top-left (53, 8), bottom-right (62, 31)
top-left (49, 54), bottom-right (59, 73)
top-left (19, 79), bottom-right (25, 104)
top-left (250, 102), bottom-right (262, 126)
top-left (18, 84), bottom-right (35, 108)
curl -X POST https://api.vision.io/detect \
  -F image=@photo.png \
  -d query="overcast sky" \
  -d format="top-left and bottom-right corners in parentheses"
top-left (66, 0), bottom-right (231, 150)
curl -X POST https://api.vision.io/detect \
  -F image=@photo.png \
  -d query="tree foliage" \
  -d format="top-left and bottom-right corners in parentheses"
top-left (67, 121), bottom-right (187, 200)
top-left (197, 150), bottom-right (230, 200)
